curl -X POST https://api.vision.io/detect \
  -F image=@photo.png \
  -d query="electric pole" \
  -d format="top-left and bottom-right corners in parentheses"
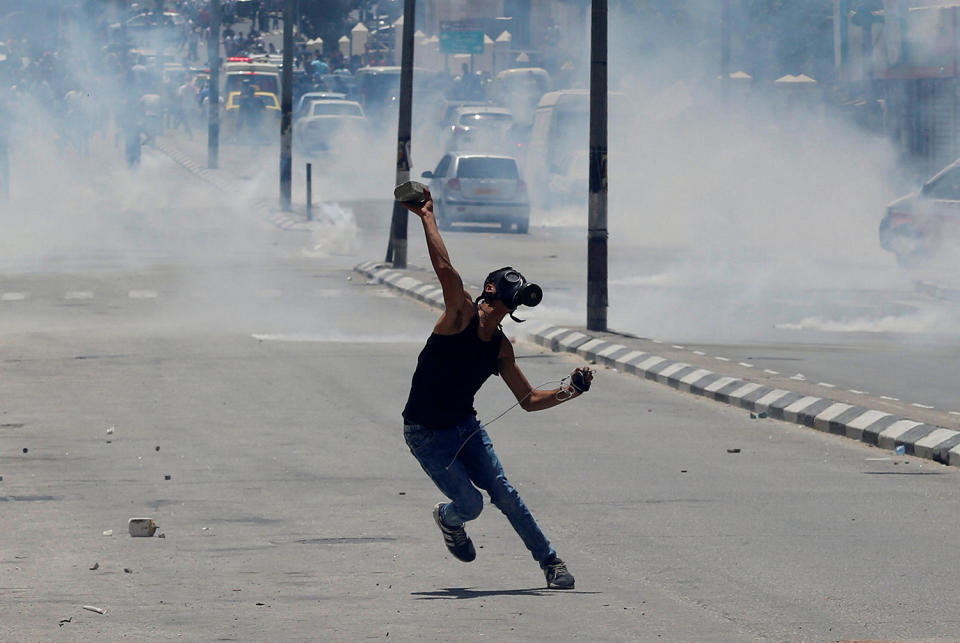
top-left (385, 0), bottom-right (416, 268)
top-left (207, 0), bottom-right (220, 169)
top-left (280, 0), bottom-right (294, 211)
top-left (587, 0), bottom-right (608, 332)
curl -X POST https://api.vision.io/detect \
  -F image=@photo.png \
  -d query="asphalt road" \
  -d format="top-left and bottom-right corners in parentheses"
top-left (3, 183), bottom-right (960, 640)
top-left (4, 117), bottom-right (960, 640)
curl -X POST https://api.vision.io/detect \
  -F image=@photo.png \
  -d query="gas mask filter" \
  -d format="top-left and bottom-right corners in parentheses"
top-left (478, 267), bottom-right (542, 322)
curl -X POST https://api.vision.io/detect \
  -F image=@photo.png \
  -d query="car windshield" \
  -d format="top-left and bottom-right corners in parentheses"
top-left (457, 158), bottom-right (519, 179)
top-left (257, 95), bottom-right (277, 108)
top-left (459, 113), bottom-right (512, 126)
top-left (312, 102), bottom-right (363, 117)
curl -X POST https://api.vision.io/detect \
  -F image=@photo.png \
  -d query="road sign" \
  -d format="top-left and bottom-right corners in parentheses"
top-left (439, 30), bottom-right (484, 55)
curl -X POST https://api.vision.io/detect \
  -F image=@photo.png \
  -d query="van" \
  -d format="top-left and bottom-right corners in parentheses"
top-left (525, 89), bottom-right (589, 208)
top-left (223, 58), bottom-right (281, 97)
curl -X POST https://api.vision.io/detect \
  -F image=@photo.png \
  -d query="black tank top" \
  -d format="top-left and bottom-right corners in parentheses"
top-left (402, 312), bottom-right (504, 429)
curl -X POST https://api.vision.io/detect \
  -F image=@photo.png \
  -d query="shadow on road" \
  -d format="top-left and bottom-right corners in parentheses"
top-left (411, 587), bottom-right (599, 599)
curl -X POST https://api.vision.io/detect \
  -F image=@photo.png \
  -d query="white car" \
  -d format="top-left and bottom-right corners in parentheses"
top-left (421, 153), bottom-right (530, 233)
top-left (294, 100), bottom-right (369, 155)
top-left (294, 92), bottom-right (348, 119)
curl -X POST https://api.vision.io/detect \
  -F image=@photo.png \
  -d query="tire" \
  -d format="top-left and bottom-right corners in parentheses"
top-left (888, 226), bottom-right (929, 268)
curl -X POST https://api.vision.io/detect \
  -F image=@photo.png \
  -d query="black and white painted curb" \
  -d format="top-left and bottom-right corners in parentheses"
top-left (155, 139), bottom-right (303, 230)
top-left (356, 261), bottom-right (960, 468)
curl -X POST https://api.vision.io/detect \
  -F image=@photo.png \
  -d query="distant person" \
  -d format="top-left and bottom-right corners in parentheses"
top-left (397, 185), bottom-right (593, 590)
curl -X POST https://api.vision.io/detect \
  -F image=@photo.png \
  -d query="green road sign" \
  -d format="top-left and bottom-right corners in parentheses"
top-left (439, 30), bottom-right (484, 55)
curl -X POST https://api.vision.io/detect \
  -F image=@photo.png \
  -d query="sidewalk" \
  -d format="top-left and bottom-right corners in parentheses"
top-left (355, 260), bottom-right (960, 468)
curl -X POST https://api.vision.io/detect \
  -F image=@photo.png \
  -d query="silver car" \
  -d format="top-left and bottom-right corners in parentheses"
top-left (421, 153), bottom-right (530, 233)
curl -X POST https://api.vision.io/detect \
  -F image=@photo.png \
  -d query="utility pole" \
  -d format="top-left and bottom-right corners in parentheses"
top-left (385, 0), bottom-right (416, 268)
top-left (587, 0), bottom-right (608, 332)
top-left (120, 0), bottom-right (140, 168)
top-left (279, 0), bottom-right (294, 211)
top-left (207, 0), bottom-right (220, 169)
top-left (721, 0), bottom-right (731, 102)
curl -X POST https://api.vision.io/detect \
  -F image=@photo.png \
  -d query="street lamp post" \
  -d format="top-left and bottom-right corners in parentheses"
top-left (279, 0), bottom-right (294, 211)
top-left (587, 0), bottom-right (608, 332)
top-left (385, 0), bottom-right (416, 268)
top-left (207, 0), bottom-right (220, 169)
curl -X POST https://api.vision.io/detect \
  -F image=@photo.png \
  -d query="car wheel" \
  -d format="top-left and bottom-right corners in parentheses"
top-left (889, 226), bottom-right (929, 268)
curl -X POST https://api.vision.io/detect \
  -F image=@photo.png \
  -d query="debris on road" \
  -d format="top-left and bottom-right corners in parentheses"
top-left (58, 617), bottom-right (71, 627)
top-left (102, 530), bottom-right (113, 537)
top-left (128, 518), bottom-right (158, 537)
top-left (123, 567), bottom-right (132, 573)
top-left (89, 562), bottom-right (99, 570)
top-left (726, 448), bottom-right (742, 454)
top-left (82, 605), bottom-right (105, 614)
top-left (106, 426), bottom-right (114, 435)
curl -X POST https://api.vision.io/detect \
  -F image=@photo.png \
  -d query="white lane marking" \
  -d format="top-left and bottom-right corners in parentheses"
top-left (817, 382), bottom-right (836, 388)
top-left (911, 403), bottom-right (935, 409)
top-left (693, 350), bottom-right (706, 356)
top-left (848, 389), bottom-right (869, 395)
top-left (651, 340), bottom-right (663, 344)
top-left (65, 291), bottom-right (94, 300)
top-left (128, 290), bottom-right (158, 299)
top-left (880, 396), bottom-right (900, 401)
top-left (763, 369), bottom-right (779, 375)
top-left (714, 356), bottom-right (730, 362)
top-left (790, 373), bottom-right (807, 381)
top-left (950, 411), bottom-right (960, 417)
top-left (738, 362), bottom-right (754, 368)
top-left (671, 345), bottom-right (685, 350)
top-left (1, 292), bottom-right (28, 301)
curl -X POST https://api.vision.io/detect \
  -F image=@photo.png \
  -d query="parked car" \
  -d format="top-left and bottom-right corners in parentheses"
top-left (421, 153), bottom-right (530, 233)
top-left (879, 159), bottom-right (960, 266)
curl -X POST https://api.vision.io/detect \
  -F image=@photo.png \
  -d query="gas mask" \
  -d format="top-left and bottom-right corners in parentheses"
top-left (476, 267), bottom-right (542, 322)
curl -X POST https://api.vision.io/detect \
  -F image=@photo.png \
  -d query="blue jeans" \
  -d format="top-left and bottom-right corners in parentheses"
top-left (404, 415), bottom-right (555, 564)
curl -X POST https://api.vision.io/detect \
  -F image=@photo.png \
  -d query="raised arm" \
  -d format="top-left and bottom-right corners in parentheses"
top-left (400, 190), bottom-right (473, 333)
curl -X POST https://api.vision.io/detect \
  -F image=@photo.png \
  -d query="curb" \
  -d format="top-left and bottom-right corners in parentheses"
top-left (355, 260), bottom-right (960, 468)
top-left (154, 139), bottom-right (304, 230)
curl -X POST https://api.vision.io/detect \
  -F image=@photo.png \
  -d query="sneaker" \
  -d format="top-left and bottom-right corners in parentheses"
top-left (542, 555), bottom-right (575, 589)
top-left (433, 503), bottom-right (476, 562)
